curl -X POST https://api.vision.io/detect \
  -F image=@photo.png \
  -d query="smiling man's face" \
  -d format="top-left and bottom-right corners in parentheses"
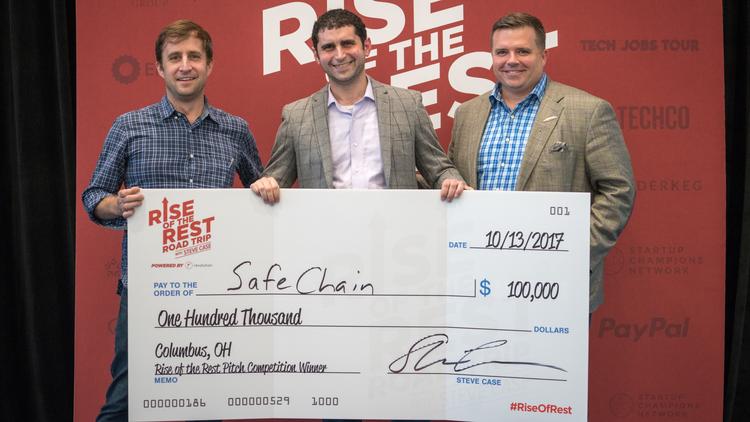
top-left (314, 25), bottom-right (370, 88)
top-left (491, 26), bottom-right (547, 102)
top-left (157, 33), bottom-right (213, 105)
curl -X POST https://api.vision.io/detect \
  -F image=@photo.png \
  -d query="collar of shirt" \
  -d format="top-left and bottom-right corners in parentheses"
top-left (157, 95), bottom-right (215, 125)
top-left (327, 78), bottom-right (375, 111)
top-left (489, 73), bottom-right (549, 111)
top-left (325, 77), bottom-right (385, 189)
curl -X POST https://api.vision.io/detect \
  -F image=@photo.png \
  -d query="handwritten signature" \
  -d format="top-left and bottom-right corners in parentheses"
top-left (388, 333), bottom-right (566, 374)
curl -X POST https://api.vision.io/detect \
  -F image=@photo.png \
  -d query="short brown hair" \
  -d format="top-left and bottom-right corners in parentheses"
top-left (155, 19), bottom-right (213, 64)
top-left (491, 12), bottom-right (545, 50)
top-left (311, 9), bottom-right (367, 50)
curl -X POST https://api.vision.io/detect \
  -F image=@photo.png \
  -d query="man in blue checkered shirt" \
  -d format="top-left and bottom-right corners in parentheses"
top-left (81, 20), bottom-right (262, 422)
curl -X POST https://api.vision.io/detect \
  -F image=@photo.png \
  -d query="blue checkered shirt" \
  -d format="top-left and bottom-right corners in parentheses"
top-left (477, 74), bottom-right (548, 190)
top-left (82, 96), bottom-right (263, 286)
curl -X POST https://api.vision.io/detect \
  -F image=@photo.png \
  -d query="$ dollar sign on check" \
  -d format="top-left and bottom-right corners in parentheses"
top-left (480, 279), bottom-right (492, 296)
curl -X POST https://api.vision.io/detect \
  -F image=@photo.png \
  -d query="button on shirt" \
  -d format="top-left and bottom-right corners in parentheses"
top-left (328, 80), bottom-right (386, 189)
top-left (82, 96), bottom-right (263, 285)
top-left (477, 73), bottom-right (548, 191)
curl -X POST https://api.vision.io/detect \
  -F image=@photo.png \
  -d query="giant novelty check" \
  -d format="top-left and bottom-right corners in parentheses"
top-left (128, 189), bottom-right (590, 421)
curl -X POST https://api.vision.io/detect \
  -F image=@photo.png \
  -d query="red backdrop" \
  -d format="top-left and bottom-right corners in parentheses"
top-left (75, 1), bottom-right (725, 420)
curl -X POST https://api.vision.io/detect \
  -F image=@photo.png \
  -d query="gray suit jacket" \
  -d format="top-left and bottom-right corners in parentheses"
top-left (263, 78), bottom-right (462, 189)
top-left (449, 80), bottom-right (635, 312)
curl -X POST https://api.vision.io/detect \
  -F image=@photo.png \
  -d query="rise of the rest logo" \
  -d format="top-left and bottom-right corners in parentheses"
top-left (148, 198), bottom-right (215, 258)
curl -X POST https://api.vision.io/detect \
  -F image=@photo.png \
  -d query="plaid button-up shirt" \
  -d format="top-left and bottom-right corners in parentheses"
top-left (82, 96), bottom-right (263, 286)
top-left (477, 74), bottom-right (548, 191)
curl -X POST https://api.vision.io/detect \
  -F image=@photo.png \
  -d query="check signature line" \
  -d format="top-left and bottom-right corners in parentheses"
top-left (388, 371), bottom-right (567, 382)
top-left (154, 324), bottom-right (532, 333)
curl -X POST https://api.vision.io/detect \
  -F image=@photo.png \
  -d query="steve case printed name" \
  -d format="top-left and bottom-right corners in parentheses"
top-left (456, 376), bottom-right (502, 387)
top-left (228, 261), bottom-right (375, 295)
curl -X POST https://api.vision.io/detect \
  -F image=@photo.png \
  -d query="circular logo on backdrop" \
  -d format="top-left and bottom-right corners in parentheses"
top-left (609, 393), bottom-right (634, 417)
top-left (112, 54), bottom-right (140, 84)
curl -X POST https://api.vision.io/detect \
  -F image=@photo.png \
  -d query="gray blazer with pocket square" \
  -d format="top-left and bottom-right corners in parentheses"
top-left (449, 80), bottom-right (635, 312)
top-left (263, 78), bottom-right (462, 189)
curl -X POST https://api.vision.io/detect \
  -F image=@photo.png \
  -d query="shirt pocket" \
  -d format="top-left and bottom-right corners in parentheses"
top-left (201, 151), bottom-right (235, 187)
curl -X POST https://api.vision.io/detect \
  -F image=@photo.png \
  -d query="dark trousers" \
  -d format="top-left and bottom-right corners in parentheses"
top-left (97, 285), bottom-right (215, 422)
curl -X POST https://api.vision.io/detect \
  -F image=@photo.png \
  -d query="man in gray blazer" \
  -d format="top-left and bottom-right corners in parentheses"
top-left (252, 8), bottom-right (466, 203)
top-left (449, 12), bottom-right (635, 313)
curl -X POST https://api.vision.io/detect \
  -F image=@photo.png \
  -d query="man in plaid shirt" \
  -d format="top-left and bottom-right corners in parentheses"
top-left (82, 20), bottom-right (262, 421)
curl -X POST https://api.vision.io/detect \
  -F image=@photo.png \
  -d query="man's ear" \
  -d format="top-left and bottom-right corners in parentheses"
top-left (312, 46), bottom-right (320, 63)
top-left (156, 61), bottom-right (165, 79)
top-left (363, 37), bottom-right (372, 57)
